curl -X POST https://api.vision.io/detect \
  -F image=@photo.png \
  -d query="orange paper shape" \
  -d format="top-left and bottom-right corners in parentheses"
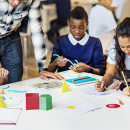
top-left (62, 80), bottom-right (71, 93)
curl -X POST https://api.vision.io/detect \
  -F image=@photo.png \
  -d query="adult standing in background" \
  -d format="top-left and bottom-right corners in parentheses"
top-left (41, 0), bottom-right (71, 44)
top-left (110, 0), bottom-right (129, 22)
top-left (89, 0), bottom-right (117, 37)
top-left (0, 0), bottom-right (64, 83)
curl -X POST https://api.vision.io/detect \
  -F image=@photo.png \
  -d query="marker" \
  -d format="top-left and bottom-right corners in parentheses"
top-left (116, 97), bottom-right (123, 105)
top-left (91, 75), bottom-right (107, 90)
top-left (72, 77), bottom-right (90, 81)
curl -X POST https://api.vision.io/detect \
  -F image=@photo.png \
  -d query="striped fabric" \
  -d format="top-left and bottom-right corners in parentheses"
top-left (0, 0), bottom-right (46, 69)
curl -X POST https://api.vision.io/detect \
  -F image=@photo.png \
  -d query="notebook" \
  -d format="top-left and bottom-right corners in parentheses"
top-left (65, 76), bottom-right (96, 86)
top-left (0, 108), bottom-right (21, 125)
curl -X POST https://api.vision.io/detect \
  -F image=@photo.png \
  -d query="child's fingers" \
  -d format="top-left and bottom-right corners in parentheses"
top-left (40, 75), bottom-right (49, 81)
top-left (95, 81), bottom-right (101, 85)
top-left (112, 81), bottom-right (121, 89)
top-left (4, 70), bottom-right (9, 76)
top-left (0, 68), bottom-right (2, 77)
top-left (95, 86), bottom-right (105, 92)
top-left (4, 70), bottom-right (7, 76)
top-left (127, 91), bottom-right (130, 96)
top-left (116, 86), bottom-right (119, 91)
top-left (53, 73), bottom-right (65, 80)
top-left (69, 65), bottom-right (74, 69)
top-left (7, 70), bottom-right (9, 75)
top-left (2, 68), bottom-right (4, 77)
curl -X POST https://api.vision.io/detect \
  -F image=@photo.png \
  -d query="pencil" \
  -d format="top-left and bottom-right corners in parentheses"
top-left (91, 75), bottom-right (107, 90)
top-left (72, 77), bottom-right (90, 81)
top-left (121, 71), bottom-right (130, 91)
top-left (115, 97), bottom-right (123, 105)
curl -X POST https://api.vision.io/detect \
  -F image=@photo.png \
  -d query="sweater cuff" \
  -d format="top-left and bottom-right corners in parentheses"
top-left (98, 68), bottom-right (105, 76)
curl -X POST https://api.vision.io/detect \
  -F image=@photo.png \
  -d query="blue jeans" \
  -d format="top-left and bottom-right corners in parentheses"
top-left (0, 30), bottom-right (23, 83)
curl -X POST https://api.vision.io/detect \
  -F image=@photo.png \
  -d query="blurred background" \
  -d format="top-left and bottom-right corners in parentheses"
top-left (20, 0), bottom-right (130, 80)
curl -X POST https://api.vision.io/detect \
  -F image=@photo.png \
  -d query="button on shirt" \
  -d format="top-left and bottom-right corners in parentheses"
top-left (0, 0), bottom-right (46, 69)
top-left (107, 40), bottom-right (130, 70)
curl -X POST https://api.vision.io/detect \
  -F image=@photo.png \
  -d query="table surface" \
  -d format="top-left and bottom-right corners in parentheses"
top-left (0, 70), bottom-right (130, 130)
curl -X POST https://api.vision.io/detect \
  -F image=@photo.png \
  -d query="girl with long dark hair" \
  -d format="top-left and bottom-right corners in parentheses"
top-left (95, 17), bottom-right (130, 96)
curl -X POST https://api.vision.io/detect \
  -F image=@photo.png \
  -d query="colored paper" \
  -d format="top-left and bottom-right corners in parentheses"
top-left (62, 80), bottom-right (71, 93)
top-left (67, 106), bottom-right (75, 109)
top-left (1, 96), bottom-right (6, 100)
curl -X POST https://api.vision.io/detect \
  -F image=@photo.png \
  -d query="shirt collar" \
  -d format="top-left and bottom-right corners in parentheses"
top-left (68, 32), bottom-right (89, 45)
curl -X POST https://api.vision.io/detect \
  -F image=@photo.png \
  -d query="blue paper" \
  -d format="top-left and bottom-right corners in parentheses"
top-left (2, 96), bottom-right (6, 100)
top-left (65, 76), bottom-right (96, 84)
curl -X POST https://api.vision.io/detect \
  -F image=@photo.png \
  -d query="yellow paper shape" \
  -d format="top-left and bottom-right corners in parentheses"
top-left (67, 106), bottom-right (75, 109)
top-left (62, 80), bottom-right (71, 93)
top-left (0, 96), bottom-right (6, 107)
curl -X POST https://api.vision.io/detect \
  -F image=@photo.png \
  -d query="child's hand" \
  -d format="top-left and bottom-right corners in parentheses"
top-left (123, 87), bottom-right (130, 96)
top-left (94, 81), bottom-right (105, 92)
top-left (69, 62), bottom-right (89, 72)
top-left (0, 68), bottom-right (9, 77)
top-left (39, 71), bottom-right (65, 81)
top-left (55, 56), bottom-right (68, 67)
top-left (112, 80), bottom-right (123, 90)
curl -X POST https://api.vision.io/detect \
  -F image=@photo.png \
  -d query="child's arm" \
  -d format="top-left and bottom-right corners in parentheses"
top-left (48, 56), bottom-right (68, 72)
top-left (0, 68), bottom-right (9, 85)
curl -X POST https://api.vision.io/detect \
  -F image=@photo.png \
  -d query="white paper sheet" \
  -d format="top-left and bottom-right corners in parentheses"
top-left (76, 85), bottom-right (120, 97)
top-left (53, 98), bottom-right (100, 116)
top-left (0, 108), bottom-right (21, 124)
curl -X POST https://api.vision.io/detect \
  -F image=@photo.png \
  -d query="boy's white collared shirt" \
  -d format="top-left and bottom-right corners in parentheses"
top-left (68, 32), bottom-right (89, 45)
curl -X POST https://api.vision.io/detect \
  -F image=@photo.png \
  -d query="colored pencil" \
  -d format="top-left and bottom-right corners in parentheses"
top-left (121, 71), bottom-right (130, 91)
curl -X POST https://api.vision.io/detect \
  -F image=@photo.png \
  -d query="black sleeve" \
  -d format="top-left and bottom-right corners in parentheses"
top-left (119, 81), bottom-right (130, 91)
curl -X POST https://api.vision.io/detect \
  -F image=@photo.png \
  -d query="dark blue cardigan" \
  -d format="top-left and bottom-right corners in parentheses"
top-left (50, 35), bottom-right (106, 75)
